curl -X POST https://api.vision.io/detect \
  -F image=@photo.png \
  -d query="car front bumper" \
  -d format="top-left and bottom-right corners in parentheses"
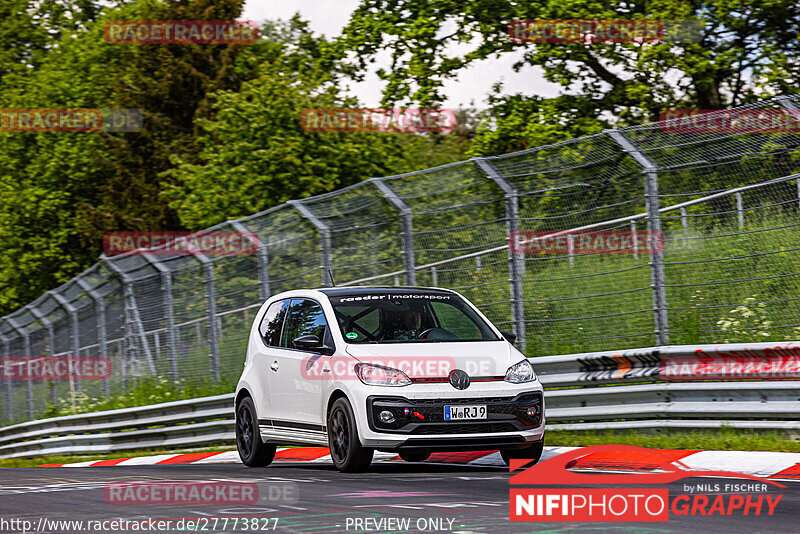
top-left (357, 389), bottom-right (545, 451)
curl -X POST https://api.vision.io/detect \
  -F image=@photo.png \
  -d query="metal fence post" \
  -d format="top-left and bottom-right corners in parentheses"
top-left (139, 255), bottom-right (178, 382)
top-left (776, 95), bottom-right (799, 112)
top-left (606, 130), bottom-right (670, 345)
top-left (290, 200), bottom-right (333, 286)
top-left (471, 157), bottom-right (527, 353)
top-left (735, 193), bottom-right (745, 228)
top-left (190, 252), bottom-right (220, 381)
top-left (231, 221), bottom-right (270, 300)
top-left (29, 306), bottom-right (57, 405)
top-left (776, 97), bottom-right (800, 212)
top-left (51, 291), bottom-right (83, 394)
top-left (76, 278), bottom-right (110, 396)
top-left (680, 208), bottom-right (688, 236)
top-left (370, 178), bottom-right (416, 285)
top-left (0, 329), bottom-right (12, 422)
top-left (103, 257), bottom-right (157, 380)
top-left (7, 318), bottom-right (33, 420)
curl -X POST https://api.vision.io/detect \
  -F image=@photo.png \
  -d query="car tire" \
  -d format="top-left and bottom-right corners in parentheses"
top-left (398, 450), bottom-right (431, 463)
top-left (500, 439), bottom-right (544, 466)
top-left (328, 397), bottom-right (374, 472)
top-left (236, 396), bottom-right (276, 467)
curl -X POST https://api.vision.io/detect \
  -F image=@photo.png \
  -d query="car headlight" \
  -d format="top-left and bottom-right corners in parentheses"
top-left (354, 363), bottom-right (412, 386)
top-left (504, 359), bottom-right (537, 383)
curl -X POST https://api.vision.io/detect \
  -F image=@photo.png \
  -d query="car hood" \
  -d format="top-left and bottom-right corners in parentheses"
top-left (343, 340), bottom-right (524, 378)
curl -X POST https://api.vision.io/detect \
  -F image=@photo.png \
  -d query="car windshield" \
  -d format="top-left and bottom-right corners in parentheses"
top-left (328, 291), bottom-right (501, 343)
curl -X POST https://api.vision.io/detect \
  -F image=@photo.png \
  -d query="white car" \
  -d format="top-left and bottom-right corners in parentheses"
top-left (234, 287), bottom-right (545, 472)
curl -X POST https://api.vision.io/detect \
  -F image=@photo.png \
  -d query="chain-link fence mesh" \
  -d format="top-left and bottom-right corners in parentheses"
top-left (2, 95), bottom-right (800, 424)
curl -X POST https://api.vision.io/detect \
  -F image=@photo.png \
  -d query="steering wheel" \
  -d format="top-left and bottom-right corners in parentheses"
top-left (418, 327), bottom-right (438, 339)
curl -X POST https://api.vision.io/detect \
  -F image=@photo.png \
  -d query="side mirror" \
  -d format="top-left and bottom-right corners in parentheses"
top-left (293, 334), bottom-right (334, 355)
top-left (500, 331), bottom-right (517, 344)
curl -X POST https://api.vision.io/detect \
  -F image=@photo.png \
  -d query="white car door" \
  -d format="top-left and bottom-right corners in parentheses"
top-left (267, 297), bottom-right (330, 438)
top-left (252, 299), bottom-right (289, 420)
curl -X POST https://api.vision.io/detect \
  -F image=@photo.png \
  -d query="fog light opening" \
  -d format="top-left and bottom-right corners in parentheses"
top-left (526, 405), bottom-right (538, 417)
top-left (379, 410), bottom-right (396, 424)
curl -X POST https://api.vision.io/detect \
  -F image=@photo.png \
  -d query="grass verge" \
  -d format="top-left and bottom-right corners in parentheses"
top-left (0, 445), bottom-right (236, 468)
top-left (5, 428), bottom-right (799, 468)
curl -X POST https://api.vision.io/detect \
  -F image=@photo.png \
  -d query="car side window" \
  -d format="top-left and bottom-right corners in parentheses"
top-left (259, 299), bottom-right (288, 347)
top-left (280, 298), bottom-right (329, 349)
top-left (431, 301), bottom-right (485, 339)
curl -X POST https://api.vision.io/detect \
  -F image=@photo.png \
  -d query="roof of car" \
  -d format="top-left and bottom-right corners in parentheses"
top-left (319, 286), bottom-right (456, 295)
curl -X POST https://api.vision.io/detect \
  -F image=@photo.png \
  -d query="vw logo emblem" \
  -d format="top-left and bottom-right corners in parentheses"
top-left (448, 369), bottom-right (470, 390)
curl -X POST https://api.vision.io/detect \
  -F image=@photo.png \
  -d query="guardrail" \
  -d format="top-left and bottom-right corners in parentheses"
top-left (535, 341), bottom-right (800, 387)
top-left (0, 394), bottom-right (235, 459)
top-left (0, 342), bottom-right (798, 459)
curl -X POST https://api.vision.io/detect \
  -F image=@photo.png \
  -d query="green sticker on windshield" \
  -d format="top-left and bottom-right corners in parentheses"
top-left (346, 332), bottom-right (358, 340)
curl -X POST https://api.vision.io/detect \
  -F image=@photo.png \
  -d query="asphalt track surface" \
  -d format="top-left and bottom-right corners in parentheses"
top-left (0, 462), bottom-right (797, 534)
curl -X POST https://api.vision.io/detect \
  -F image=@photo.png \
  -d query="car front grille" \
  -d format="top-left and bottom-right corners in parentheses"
top-left (367, 392), bottom-right (543, 434)
top-left (408, 422), bottom-right (519, 435)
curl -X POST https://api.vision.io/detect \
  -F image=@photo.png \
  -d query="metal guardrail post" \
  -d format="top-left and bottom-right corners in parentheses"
top-left (138, 255), bottom-right (178, 382)
top-left (75, 278), bottom-right (110, 396)
top-left (6, 318), bottom-right (33, 420)
top-left (289, 200), bottom-right (333, 286)
top-left (370, 178), bottom-right (416, 286)
top-left (471, 157), bottom-right (527, 353)
top-left (230, 221), bottom-right (270, 300)
top-left (606, 130), bottom-right (670, 345)
top-left (29, 306), bottom-right (57, 405)
top-left (102, 257), bottom-right (157, 378)
top-left (0, 328), bottom-right (13, 422)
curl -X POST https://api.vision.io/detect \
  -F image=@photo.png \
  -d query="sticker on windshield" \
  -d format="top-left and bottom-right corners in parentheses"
top-left (345, 332), bottom-right (358, 340)
top-left (334, 294), bottom-right (451, 303)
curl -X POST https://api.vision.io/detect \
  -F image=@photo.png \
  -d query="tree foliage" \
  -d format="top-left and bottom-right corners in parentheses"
top-left (339, 0), bottom-right (800, 153)
top-left (0, 3), bottom-right (471, 315)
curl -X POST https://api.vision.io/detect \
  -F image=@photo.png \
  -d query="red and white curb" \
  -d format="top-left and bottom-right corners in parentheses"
top-left (38, 447), bottom-right (800, 480)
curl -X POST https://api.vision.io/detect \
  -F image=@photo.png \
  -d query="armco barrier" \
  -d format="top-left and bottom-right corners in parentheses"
top-left (0, 394), bottom-right (235, 459)
top-left (535, 341), bottom-right (800, 387)
top-left (0, 342), bottom-right (798, 459)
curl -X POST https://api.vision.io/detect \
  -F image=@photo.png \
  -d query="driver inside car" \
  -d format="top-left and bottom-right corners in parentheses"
top-left (393, 310), bottom-right (423, 340)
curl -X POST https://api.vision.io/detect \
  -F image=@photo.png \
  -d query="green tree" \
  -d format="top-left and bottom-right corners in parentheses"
top-left (0, 0), bottom-right (258, 314)
top-left (339, 0), bottom-right (800, 153)
top-left (163, 16), bottom-right (471, 229)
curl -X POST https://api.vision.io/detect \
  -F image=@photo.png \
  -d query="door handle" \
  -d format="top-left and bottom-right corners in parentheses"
top-left (270, 361), bottom-right (279, 372)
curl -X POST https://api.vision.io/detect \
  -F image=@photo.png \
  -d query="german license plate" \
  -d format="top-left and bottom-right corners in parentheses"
top-left (444, 405), bottom-right (487, 420)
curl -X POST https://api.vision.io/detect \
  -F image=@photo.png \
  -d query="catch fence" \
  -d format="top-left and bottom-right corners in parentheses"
top-left (1, 95), bottom-right (800, 424)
